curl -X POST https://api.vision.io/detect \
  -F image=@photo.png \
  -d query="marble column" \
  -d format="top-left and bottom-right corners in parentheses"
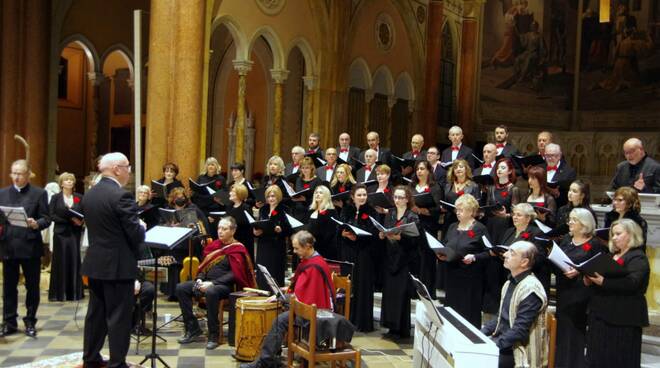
top-left (233, 60), bottom-right (253, 163)
top-left (145, 0), bottom-right (206, 184)
top-left (303, 76), bottom-right (317, 137)
top-left (0, 0), bottom-right (50, 185)
top-left (457, 17), bottom-right (479, 145)
top-left (422, 0), bottom-right (443, 146)
top-left (270, 69), bottom-right (289, 157)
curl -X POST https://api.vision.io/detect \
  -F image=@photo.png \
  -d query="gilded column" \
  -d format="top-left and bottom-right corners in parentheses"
top-left (303, 75), bottom-right (317, 137)
top-left (422, 0), bottom-right (444, 146)
top-left (270, 69), bottom-right (289, 157)
top-left (233, 60), bottom-right (253, 163)
top-left (145, 0), bottom-right (206, 183)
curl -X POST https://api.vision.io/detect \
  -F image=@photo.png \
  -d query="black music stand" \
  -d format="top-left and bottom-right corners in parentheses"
top-left (140, 226), bottom-right (195, 368)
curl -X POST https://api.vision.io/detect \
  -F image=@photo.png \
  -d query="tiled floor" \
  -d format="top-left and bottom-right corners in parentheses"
top-left (0, 272), bottom-right (412, 367)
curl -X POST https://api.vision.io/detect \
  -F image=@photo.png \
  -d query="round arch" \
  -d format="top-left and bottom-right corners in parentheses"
top-left (100, 44), bottom-right (134, 79)
top-left (248, 26), bottom-right (285, 71)
top-left (394, 72), bottom-right (415, 101)
top-left (59, 34), bottom-right (100, 73)
top-left (286, 37), bottom-right (317, 77)
top-left (347, 57), bottom-right (372, 90)
top-left (372, 65), bottom-right (394, 96)
top-left (211, 14), bottom-right (249, 62)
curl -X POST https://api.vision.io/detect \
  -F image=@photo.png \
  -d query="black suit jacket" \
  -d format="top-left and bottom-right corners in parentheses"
top-left (336, 146), bottom-right (361, 166)
top-left (548, 161), bottom-right (577, 208)
top-left (402, 150), bottom-right (427, 162)
top-left (355, 165), bottom-right (377, 183)
top-left (441, 145), bottom-right (476, 168)
top-left (611, 155), bottom-right (660, 194)
top-left (359, 147), bottom-right (392, 167)
top-left (0, 184), bottom-right (50, 259)
top-left (81, 177), bottom-right (145, 280)
top-left (316, 164), bottom-right (336, 183)
top-left (497, 143), bottom-right (520, 159)
top-left (284, 162), bottom-right (300, 178)
top-left (473, 164), bottom-right (497, 178)
top-left (430, 163), bottom-right (448, 187)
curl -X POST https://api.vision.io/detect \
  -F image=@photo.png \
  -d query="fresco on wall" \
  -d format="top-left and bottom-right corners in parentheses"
top-left (480, 0), bottom-right (576, 111)
top-left (578, 2), bottom-right (660, 110)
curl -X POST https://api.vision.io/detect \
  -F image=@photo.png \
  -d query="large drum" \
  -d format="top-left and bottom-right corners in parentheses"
top-left (234, 296), bottom-right (279, 361)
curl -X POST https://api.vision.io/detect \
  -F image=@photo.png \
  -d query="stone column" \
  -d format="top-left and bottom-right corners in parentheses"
top-left (422, 0), bottom-right (443, 146)
top-left (0, 0), bottom-right (50, 185)
top-left (386, 95), bottom-right (396, 147)
top-left (270, 69), bottom-right (289, 157)
top-left (457, 17), bottom-right (479, 145)
top-left (86, 72), bottom-right (106, 174)
top-left (233, 60), bottom-right (253, 163)
top-left (145, 0), bottom-right (206, 184)
top-left (302, 76), bottom-right (317, 137)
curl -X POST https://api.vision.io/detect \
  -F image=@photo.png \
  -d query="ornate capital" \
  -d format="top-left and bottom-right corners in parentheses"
top-left (387, 95), bottom-right (397, 109)
top-left (365, 89), bottom-right (374, 103)
top-left (87, 72), bottom-right (106, 86)
top-left (302, 75), bottom-right (317, 91)
top-left (126, 78), bottom-right (135, 89)
top-left (462, 0), bottom-right (485, 19)
top-left (270, 69), bottom-right (290, 84)
top-left (233, 60), bottom-right (254, 75)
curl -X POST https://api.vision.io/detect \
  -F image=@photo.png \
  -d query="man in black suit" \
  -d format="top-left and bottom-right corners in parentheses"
top-left (544, 143), bottom-right (577, 208)
top-left (494, 125), bottom-right (520, 159)
top-left (284, 146), bottom-right (305, 178)
top-left (359, 131), bottom-right (392, 166)
top-left (474, 143), bottom-right (498, 177)
top-left (426, 146), bottom-right (447, 187)
top-left (306, 132), bottom-right (323, 159)
top-left (355, 149), bottom-right (378, 183)
top-left (401, 134), bottom-right (426, 177)
top-left (0, 159), bottom-right (50, 337)
top-left (81, 152), bottom-right (146, 368)
top-left (316, 148), bottom-right (338, 183)
top-left (337, 132), bottom-right (361, 166)
top-left (611, 138), bottom-right (660, 193)
top-left (441, 125), bottom-right (476, 168)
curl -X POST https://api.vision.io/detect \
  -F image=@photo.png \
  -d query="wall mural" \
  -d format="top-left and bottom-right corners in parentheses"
top-left (480, 0), bottom-right (660, 124)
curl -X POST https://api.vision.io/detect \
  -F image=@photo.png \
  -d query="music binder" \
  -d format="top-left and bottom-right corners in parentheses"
top-left (367, 191), bottom-right (394, 208)
top-left (368, 216), bottom-right (419, 237)
top-left (331, 190), bottom-right (351, 202)
top-left (212, 189), bottom-right (232, 207)
top-left (413, 191), bottom-right (435, 208)
top-left (481, 235), bottom-right (509, 255)
top-left (424, 231), bottom-right (459, 262)
top-left (150, 180), bottom-right (167, 198)
top-left (285, 213), bottom-right (305, 229)
top-left (189, 178), bottom-right (215, 196)
top-left (330, 217), bottom-right (372, 237)
top-left (244, 210), bottom-right (276, 236)
top-left (68, 208), bottom-right (85, 220)
top-left (564, 252), bottom-right (628, 277)
top-left (547, 241), bottom-right (572, 272)
top-left (472, 174), bottom-right (495, 186)
top-left (513, 154), bottom-right (545, 167)
top-left (257, 264), bottom-right (288, 302)
top-left (0, 206), bottom-right (29, 228)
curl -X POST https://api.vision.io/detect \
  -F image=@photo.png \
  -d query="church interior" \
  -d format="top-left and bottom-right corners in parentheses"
top-left (1, 0), bottom-right (660, 367)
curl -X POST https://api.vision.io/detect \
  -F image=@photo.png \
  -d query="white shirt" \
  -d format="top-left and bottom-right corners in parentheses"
top-left (324, 165), bottom-right (335, 182)
top-left (546, 161), bottom-right (560, 183)
top-left (451, 143), bottom-right (462, 162)
top-left (338, 147), bottom-right (350, 162)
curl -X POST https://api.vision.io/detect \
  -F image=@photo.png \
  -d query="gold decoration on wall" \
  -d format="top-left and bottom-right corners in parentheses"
top-left (375, 13), bottom-right (395, 52)
top-left (255, 0), bottom-right (286, 15)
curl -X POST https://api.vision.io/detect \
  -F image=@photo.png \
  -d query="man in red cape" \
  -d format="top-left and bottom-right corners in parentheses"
top-left (241, 230), bottom-right (335, 368)
top-left (176, 216), bottom-right (255, 350)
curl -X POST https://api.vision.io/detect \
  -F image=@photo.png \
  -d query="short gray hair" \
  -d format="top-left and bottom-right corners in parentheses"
top-left (291, 146), bottom-right (305, 154)
top-left (512, 203), bottom-right (537, 221)
top-left (511, 240), bottom-right (538, 268)
top-left (292, 230), bottom-right (315, 248)
top-left (11, 159), bottom-right (30, 174)
top-left (218, 216), bottom-right (237, 230)
top-left (448, 125), bottom-right (463, 135)
top-left (98, 152), bottom-right (128, 171)
top-left (569, 208), bottom-right (596, 236)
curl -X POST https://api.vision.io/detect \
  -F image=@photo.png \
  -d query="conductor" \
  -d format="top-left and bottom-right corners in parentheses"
top-left (80, 152), bottom-right (146, 368)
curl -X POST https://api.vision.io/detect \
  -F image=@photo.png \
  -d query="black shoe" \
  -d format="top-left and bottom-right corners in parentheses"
top-left (205, 337), bottom-right (219, 350)
top-left (0, 324), bottom-right (18, 337)
top-left (177, 328), bottom-right (203, 344)
top-left (25, 325), bottom-right (37, 338)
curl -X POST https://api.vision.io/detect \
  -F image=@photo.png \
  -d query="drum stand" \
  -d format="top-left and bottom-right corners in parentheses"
top-left (140, 249), bottom-right (170, 368)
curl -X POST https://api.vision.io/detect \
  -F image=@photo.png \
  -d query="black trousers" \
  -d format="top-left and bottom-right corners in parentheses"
top-left (133, 281), bottom-right (155, 327)
top-left (83, 278), bottom-right (134, 368)
top-left (2, 257), bottom-right (41, 328)
top-left (256, 311), bottom-right (290, 368)
top-left (176, 281), bottom-right (231, 337)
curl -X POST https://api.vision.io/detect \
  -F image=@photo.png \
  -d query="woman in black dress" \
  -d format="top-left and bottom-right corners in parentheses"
top-left (260, 156), bottom-right (287, 208)
top-left (330, 163), bottom-right (355, 209)
top-left (605, 186), bottom-right (648, 249)
top-left (409, 160), bottom-right (443, 298)
top-left (380, 186), bottom-right (420, 339)
top-left (554, 179), bottom-right (596, 240)
top-left (584, 219), bottom-right (649, 368)
top-left (339, 183), bottom-right (378, 332)
top-left (226, 183), bottom-right (254, 261)
top-left (305, 185), bottom-right (338, 259)
top-left (136, 185), bottom-right (159, 230)
top-left (553, 208), bottom-right (606, 368)
top-left (292, 157), bottom-right (322, 221)
top-left (253, 185), bottom-right (292, 288)
top-left (152, 162), bottom-right (184, 208)
top-left (48, 172), bottom-right (84, 301)
top-left (483, 158), bottom-right (520, 243)
top-left (191, 157), bottom-right (225, 236)
top-left (443, 159), bottom-right (480, 229)
top-left (526, 166), bottom-right (557, 228)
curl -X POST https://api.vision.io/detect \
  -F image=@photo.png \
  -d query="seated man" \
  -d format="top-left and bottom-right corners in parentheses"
top-left (481, 241), bottom-right (548, 368)
top-left (241, 230), bottom-right (336, 368)
top-left (176, 216), bottom-right (255, 349)
top-left (131, 278), bottom-right (155, 335)
top-left (611, 138), bottom-right (660, 193)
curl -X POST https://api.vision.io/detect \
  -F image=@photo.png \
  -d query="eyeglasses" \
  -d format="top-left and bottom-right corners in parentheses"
top-left (117, 164), bottom-right (132, 172)
top-left (393, 195), bottom-right (407, 200)
top-left (613, 197), bottom-right (625, 202)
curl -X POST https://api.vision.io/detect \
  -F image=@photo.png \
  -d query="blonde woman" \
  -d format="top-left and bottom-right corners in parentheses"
top-left (305, 186), bottom-right (338, 259)
top-left (330, 163), bottom-right (356, 208)
top-left (253, 185), bottom-right (292, 287)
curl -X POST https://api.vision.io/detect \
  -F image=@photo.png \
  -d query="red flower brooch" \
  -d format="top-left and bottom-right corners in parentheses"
top-left (303, 183), bottom-right (310, 189)
top-left (581, 242), bottom-right (592, 252)
top-left (395, 220), bottom-right (403, 227)
top-left (500, 191), bottom-right (508, 198)
top-left (270, 210), bottom-right (278, 216)
top-left (467, 229), bottom-right (475, 238)
top-left (319, 210), bottom-right (327, 215)
top-left (521, 232), bottom-right (530, 240)
top-left (215, 180), bottom-right (222, 188)
top-left (457, 190), bottom-right (465, 197)
top-left (616, 257), bottom-right (625, 266)
top-left (339, 186), bottom-right (346, 193)
top-left (383, 187), bottom-right (390, 193)
top-left (73, 196), bottom-right (81, 204)
top-left (423, 187), bottom-right (430, 193)
top-left (361, 213), bottom-right (369, 220)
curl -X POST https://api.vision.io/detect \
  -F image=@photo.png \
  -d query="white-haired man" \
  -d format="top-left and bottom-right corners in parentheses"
top-left (544, 143), bottom-right (576, 208)
top-left (81, 152), bottom-right (146, 368)
top-left (611, 138), bottom-right (660, 193)
top-left (441, 125), bottom-right (476, 168)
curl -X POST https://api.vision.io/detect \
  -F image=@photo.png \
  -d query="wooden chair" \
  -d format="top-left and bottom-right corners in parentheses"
top-left (546, 311), bottom-right (557, 368)
top-left (331, 273), bottom-right (351, 320)
top-left (287, 297), bottom-right (361, 368)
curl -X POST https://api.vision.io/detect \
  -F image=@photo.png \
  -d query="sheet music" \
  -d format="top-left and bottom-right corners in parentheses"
top-left (547, 241), bottom-right (572, 272)
top-left (481, 235), bottom-right (508, 251)
top-left (369, 216), bottom-right (419, 237)
top-left (206, 186), bottom-right (216, 195)
top-left (424, 231), bottom-right (445, 250)
top-left (330, 217), bottom-right (371, 236)
top-left (281, 180), bottom-right (296, 196)
top-left (243, 210), bottom-right (256, 223)
top-left (0, 206), bottom-right (29, 227)
top-left (285, 213), bottom-right (304, 228)
top-left (144, 226), bottom-right (194, 247)
top-left (257, 264), bottom-right (287, 302)
top-left (534, 219), bottom-right (553, 234)
top-left (439, 200), bottom-right (455, 208)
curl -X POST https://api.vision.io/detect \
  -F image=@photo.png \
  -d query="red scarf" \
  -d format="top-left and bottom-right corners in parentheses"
top-left (198, 240), bottom-right (255, 289)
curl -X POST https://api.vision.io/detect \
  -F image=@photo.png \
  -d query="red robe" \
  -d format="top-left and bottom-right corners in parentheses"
top-left (289, 254), bottom-right (335, 310)
top-left (198, 240), bottom-right (255, 289)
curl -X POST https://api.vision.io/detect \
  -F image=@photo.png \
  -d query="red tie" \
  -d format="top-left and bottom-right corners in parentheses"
top-left (326, 165), bottom-right (333, 170)
top-left (340, 148), bottom-right (348, 153)
top-left (412, 150), bottom-right (420, 156)
top-left (365, 165), bottom-right (371, 171)
top-left (496, 143), bottom-right (504, 148)
top-left (293, 163), bottom-right (299, 168)
top-left (547, 165), bottom-right (557, 171)
top-left (307, 150), bottom-right (315, 154)
top-left (482, 163), bottom-right (492, 168)
top-left (451, 146), bottom-right (460, 151)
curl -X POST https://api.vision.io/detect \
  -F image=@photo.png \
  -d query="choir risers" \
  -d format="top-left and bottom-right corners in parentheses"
top-left (413, 302), bottom-right (499, 368)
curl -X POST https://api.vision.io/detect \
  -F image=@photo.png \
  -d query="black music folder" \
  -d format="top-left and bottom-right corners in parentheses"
top-left (367, 192), bottom-right (393, 208)
top-left (565, 252), bottom-right (628, 278)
